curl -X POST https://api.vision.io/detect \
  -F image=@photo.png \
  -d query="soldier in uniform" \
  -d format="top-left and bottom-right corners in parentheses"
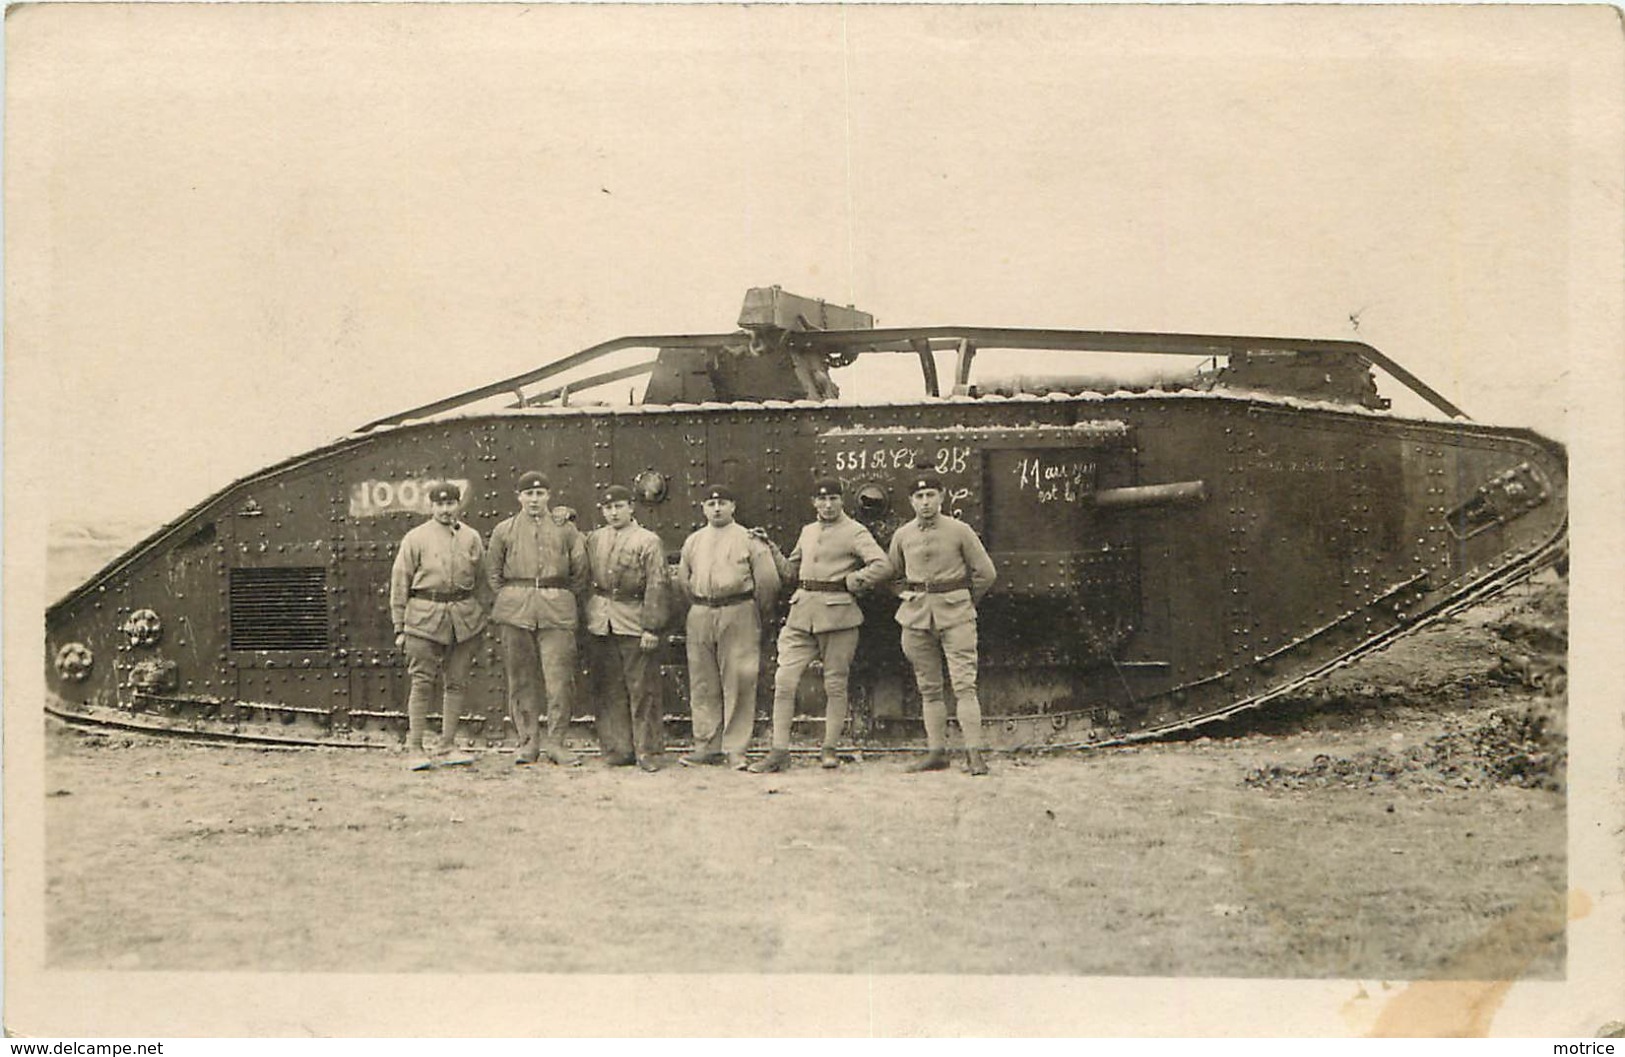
top-left (887, 472), bottom-right (998, 776)
top-left (486, 471), bottom-right (589, 766)
top-left (750, 477), bottom-right (891, 774)
top-left (584, 484), bottom-right (669, 773)
top-left (675, 483), bottom-right (780, 770)
top-left (388, 481), bottom-right (487, 771)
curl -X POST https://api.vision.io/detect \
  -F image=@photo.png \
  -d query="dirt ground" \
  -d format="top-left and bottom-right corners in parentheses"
top-left (42, 575), bottom-right (1569, 979)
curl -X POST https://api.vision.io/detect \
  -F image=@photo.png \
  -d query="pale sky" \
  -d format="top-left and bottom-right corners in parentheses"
top-left (8, 4), bottom-right (1614, 527)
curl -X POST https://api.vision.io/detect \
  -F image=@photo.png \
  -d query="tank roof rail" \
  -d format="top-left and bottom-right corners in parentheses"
top-left (355, 325), bottom-right (1468, 432)
top-left (354, 333), bottom-right (741, 432)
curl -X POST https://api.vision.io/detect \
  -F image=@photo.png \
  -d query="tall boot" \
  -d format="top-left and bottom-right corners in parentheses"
top-left (541, 729), bottom-right (582, 767)
top-left (822, 677), bottom-right (849, 769)
top-left (903, 749), bottom-right (950, 773)
top-left (748, 748), bottom-right (791, 774)
top-left (820, 710), bottom-right (844, 769)
top-left (406, 697), bottom-right (435, 771)
top-left (540, 690), bottom-right (581, 767)
top-left (514, 706), bottom-right (541, 765)
top-left (406, 697), bottom-right (429, 752)
top-left (432, 695), bottom-right (474, 767)
top-left (436, 696), bottom-right (461, 752)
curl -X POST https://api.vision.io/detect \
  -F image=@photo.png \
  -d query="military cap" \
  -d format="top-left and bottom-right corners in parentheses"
top-left (908, 472), bottom-right (945, 495)
top-left (700, 483), bottom-right (736, 503)
top-left (599, 484), bottom-right (634, 506)
top-left (516, 471), bottom-right (551, 492)
top-left (811, 477), bottom-right (844, 497)
top-left (427, 481), bottom-right (461, 504)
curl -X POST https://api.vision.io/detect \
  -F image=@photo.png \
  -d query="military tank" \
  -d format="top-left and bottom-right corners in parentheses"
top-left (45, 287), bottom-right (1568, 752)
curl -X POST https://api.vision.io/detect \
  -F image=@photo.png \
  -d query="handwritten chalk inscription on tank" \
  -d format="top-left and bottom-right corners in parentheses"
top-left (1013, 454), bottom-right (1097, 504)
top-left (831, 443), bottom-right (972, 476)
top-left (828, 441), bottom-right (976, 516)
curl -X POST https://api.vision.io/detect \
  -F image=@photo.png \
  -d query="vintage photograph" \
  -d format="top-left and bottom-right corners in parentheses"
top-left (6, 2), bottom-right (1621, 1038)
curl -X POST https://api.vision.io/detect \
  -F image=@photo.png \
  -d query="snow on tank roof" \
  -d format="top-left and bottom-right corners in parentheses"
top-left (341, 385), bottom-right (1412, 441)
top-left (816, 420), bottom-right (1131, 437)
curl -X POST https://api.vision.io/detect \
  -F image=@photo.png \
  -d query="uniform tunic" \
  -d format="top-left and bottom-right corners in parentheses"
top-left (886, 514), bottom-right (997, 629)
top-left (886, 513), bottom-right (998, 750)
top-left (584, 520), bottom-right (668, 637)
top-left (486, 511), bottom-right (589, 746)
top-left (768, 513), bottom-right (892, 750)
top-left (782, 513), bottom-right (891, 633)
top-left (389, 519), bottom-right (489, 644)
top-left (585, 520), bottom-right (669, 758)
top-left (485, 513), bottom-right (589, 629)
top-left (678, 522), bottom-right (779, 616)
top-left (677, 522), bottom-right (781, 757)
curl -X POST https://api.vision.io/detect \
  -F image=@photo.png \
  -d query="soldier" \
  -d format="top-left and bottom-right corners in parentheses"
top-left (486, 471), bottom-right (589, 766)
top-left (675, 483), bottom-right (780, 770)
top-left (584, 484), bottom-right (669, 773)
top-left (750, 477), bottom-right (891, 774)
top-left (887, 472), bottom-right (998, 776)
top-left (388, 481), bottom-right (487, 771)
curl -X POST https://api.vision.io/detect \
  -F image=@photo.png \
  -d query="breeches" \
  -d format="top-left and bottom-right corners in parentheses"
top-left (685, 603), bottom-right (761, 756)
top-left (404, 634), bottom-right (479, 744)
top-left (770, 624), bottom-right (859, 748)
top-left (900, 622), bottom-right (985, 749)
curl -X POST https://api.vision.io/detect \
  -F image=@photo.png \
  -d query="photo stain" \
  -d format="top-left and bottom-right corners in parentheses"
top-left (1368, 890), bottom-right (1565, 1037)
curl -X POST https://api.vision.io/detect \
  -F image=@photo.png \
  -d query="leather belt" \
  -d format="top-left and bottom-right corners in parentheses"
top-left (690, 590), bottom-right (754, 608)
top-left (410, 588), bottom-right (472, 603)
top-left (505, 576), bottom-right (570, 589)
top-left (904, 578), bottom-right (971, 594)
top-left (592, 586), bottom-right (643, 602)
top-left (799, 579), bottom-right (850, 593)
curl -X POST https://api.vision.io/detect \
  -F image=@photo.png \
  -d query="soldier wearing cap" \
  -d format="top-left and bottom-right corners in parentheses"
top-left (674, 483), bottom-right (781, 770)
top-left (584, 484), bottom-right (670, 773)
top-left (485, 471), bottom-right (589, 766)
top-left (750, 477), bottom-right (892, 774)
top-left (388, 481), bottom-right (487, 771)
top-left (887, 471), bottom-right (998, 775)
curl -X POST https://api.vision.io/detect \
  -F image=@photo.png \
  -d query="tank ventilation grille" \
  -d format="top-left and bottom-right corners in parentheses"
top-left (229, 567), bottom-right (329, 651)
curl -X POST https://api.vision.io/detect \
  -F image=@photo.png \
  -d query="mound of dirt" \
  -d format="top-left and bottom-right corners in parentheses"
top-left (1243, 698), bottom-right (1566, 793)
top-left (1245, 574), bottom-right (1567, 793)
top-left (1486, 575), bottom-right (1568, 695)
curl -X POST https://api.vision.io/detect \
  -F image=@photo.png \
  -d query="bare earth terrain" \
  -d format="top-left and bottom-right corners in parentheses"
top-left (42, 559), bottom-right (1568, 979)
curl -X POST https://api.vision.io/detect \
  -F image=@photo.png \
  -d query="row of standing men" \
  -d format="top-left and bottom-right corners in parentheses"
top-left (388, 470), bottom-right (997, 775)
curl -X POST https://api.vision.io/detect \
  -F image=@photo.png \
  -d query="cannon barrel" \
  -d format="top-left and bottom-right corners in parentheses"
top-left (1093, 481), bottom-right (1207, 509)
